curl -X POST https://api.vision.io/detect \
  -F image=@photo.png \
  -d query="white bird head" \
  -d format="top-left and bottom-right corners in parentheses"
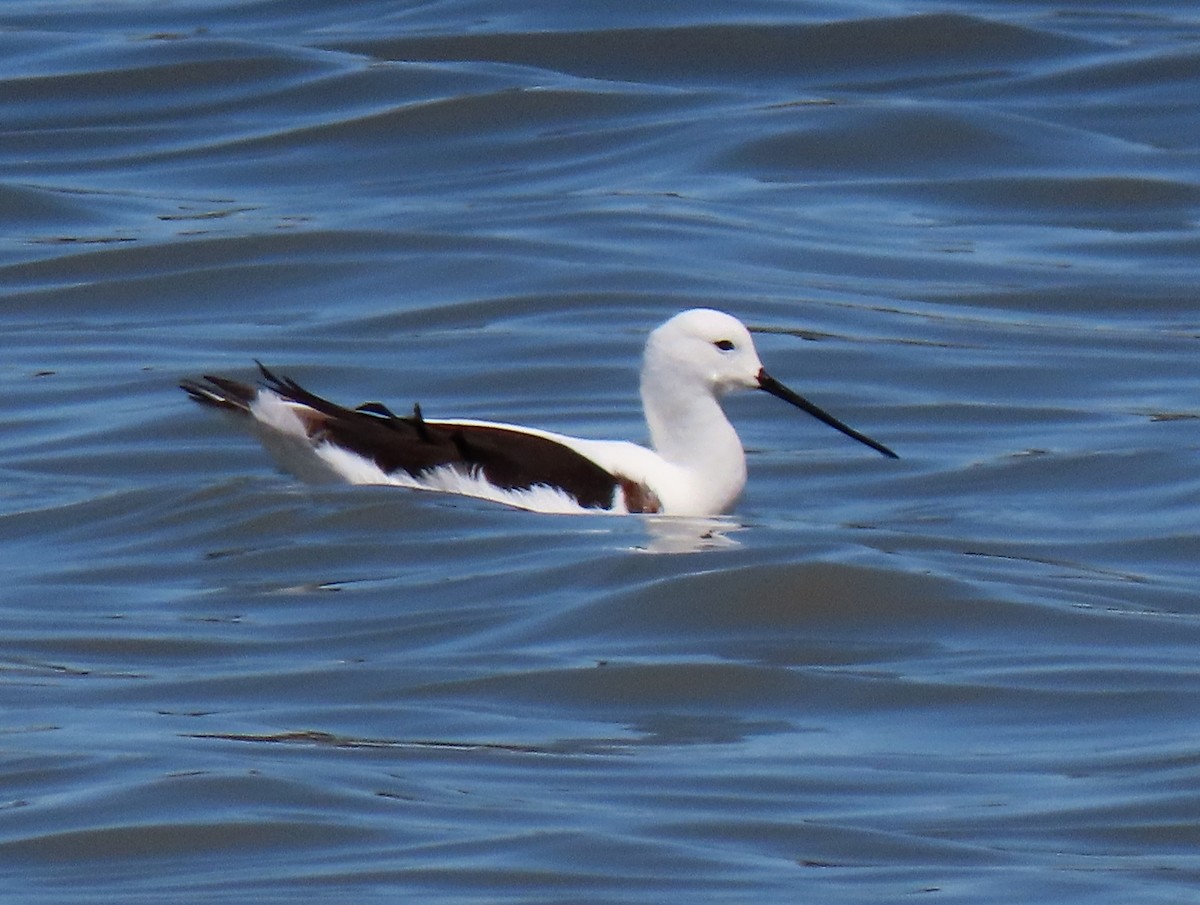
top-left (643, 308), bottom-right (765, 395)
top-left (642, 308), bottom-right (898, 459)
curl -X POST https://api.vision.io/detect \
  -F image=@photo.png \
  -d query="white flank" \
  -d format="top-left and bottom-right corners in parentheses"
top-left (316, 444), bottom-right (606, 514)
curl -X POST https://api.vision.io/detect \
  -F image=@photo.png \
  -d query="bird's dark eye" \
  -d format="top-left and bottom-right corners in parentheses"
top-left (714, 339), bottom-right (735, 351)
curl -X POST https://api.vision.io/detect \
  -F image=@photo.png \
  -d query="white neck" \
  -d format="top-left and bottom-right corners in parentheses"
top-left (640, 369), bottom-right (747, 514)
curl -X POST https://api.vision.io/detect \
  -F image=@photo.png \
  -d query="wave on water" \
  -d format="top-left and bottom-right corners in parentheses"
top-left (1, 2), bottom-right (1199, 903)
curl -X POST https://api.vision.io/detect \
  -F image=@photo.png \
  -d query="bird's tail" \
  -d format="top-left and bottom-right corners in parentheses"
top-left (179, 374), bottom-right (258, 415)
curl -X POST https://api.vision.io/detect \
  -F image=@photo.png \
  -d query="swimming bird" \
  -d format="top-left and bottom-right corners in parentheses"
top-left (181, 308), bottom-right (897, 516)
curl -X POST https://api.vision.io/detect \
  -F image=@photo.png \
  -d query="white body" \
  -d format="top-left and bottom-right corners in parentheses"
top-left (237, 309), bottom-right (779, 516)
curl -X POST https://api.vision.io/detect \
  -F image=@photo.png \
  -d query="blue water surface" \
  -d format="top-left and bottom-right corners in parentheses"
top-left (1, 1), bottom-right (1199, 902)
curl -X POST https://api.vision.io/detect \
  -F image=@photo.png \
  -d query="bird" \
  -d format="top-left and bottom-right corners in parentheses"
top-left (181, 308), bottom-right (897, 516)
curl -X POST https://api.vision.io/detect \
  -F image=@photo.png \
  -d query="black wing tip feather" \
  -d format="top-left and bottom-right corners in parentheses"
top-left (255, 360), bottom-right (285, 389)
top-left (255, 360), bottom-right (304, 398)
top-left (179, 377), bottom-right (214, 405)
top-left (179, 374), bottom-right (256, 413)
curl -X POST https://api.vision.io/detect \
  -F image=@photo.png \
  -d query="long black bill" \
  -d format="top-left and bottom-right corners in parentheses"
top-left (757, 369), bottom-right (898, 459)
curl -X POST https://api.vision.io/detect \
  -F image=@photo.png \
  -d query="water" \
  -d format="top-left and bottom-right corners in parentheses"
top-left (2, 1), bottom-right (1199, 901)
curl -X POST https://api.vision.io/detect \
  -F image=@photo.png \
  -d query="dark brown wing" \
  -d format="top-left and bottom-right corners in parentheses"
top-left (182, 364), bottom-right (658, 512)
